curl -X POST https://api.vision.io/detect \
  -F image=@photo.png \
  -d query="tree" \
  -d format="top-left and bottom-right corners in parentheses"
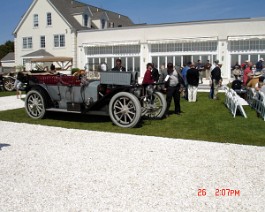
top-left (0, 40), bottom-right (14, 60)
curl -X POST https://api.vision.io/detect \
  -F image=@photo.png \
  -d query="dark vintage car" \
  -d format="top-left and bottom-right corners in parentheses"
top-left (23, 70), bottom-right (167, 128)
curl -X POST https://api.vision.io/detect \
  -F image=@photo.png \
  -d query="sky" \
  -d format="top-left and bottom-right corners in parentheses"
top-left (1, 0), bottom-right (264, 45)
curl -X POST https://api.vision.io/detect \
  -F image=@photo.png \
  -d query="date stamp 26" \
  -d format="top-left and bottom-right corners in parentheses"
top-left (198, 188), bottom-right (240, 197)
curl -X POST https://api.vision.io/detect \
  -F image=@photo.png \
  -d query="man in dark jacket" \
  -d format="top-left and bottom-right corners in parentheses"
top-left (151, 63), bottom-right (160, 82)
top-left (111, 59), bottom-right (126, 72)
top-left (186, 63), bottom-right (199, 102)
top-left (256, 58), bottom-right (264, 72)
top-left (211, 64), bottom-right (222, 99)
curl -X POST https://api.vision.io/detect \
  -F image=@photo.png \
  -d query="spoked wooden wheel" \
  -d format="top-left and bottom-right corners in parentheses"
top-left (25, 90), bottom-right (46, 119)
top-left (142, 92), bottom-right (167, 118)
top-left (109, 92), bottom-right (141, 128)
top-left (3, 78), bottom-right (15, 91)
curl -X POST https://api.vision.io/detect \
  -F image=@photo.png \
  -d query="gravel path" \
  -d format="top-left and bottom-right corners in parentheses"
top-left (0, 96), bottom-right (265, 211)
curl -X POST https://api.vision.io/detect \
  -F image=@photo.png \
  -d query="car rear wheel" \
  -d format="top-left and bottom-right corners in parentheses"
top-left (109, 92), bottom-right (141, 128)
top-left (142, 91), bottom-right (167, 118)
top-left (25, 90), bottom-right (47, 119)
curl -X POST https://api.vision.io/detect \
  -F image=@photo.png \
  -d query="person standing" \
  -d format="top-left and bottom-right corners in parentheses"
top-left (151, 63), bottom-right (160, 82)
top-left (243, 61), bottom-right (253, 86)
top-left (50, 63), bottom-right (55, 71)
top-left (160, 62), bottom-right (184, 117)
top-left (14, 71), bottom-right (24, 99)
top-left (181, 62), bottom-right (192, 100)
top-left (255, 58), bottom-right (264, 72)
top-left (142, 63), bottom-right (154, 85)
top-left (196, 60), bottom-right (204, 84)
top-left (211, 63), bottom-right (222, 100)
top-left (204, 60), bottom-right (212, 80)
top-left (111, 58), bottom-right (126, 72)
top-left (186, 63), bottom-right (199, 102)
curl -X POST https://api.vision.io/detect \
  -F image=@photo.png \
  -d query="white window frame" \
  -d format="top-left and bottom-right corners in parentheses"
top-left (22, 37), bottom-right (33, 49)
top-left (40, 36), bottom-right (45, 48)
top-left (33, 14), bottom-right (38, 27)
top-left (47, 12), bottom-right (52, 26)
top-left (54, 34), bottom-right (65, 47)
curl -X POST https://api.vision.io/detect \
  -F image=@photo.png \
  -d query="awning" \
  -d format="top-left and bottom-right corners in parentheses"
top-left (228, 35), bottom-right (265, 41)
top-left (81, 40), bottom-right (140, 47)
top-left (30, 57), bottom-right (73, 62)
top-left (147, 37), bottom-right (217, 44)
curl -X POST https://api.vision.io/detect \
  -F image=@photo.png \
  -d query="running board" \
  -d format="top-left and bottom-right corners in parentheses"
top-left (46, 108), bottom-right (109, 116)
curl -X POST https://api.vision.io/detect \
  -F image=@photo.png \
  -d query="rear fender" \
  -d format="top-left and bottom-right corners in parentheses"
top-left (28, 85), bottom-right (53, 107)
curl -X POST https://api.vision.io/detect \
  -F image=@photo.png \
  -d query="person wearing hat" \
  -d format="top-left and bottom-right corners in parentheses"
top-left (232, 65), bottom-right (242, 80)
top-left (160, 62), bottom-right (184, 116)
top-left (255, 76), bottom-right (265, 91)
top-left (247, 72), bottom-right (262, 88)
top-left (256, 58), bottom-right (264, 72)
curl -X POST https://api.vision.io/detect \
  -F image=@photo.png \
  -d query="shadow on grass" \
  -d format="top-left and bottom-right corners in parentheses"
top-left (45, 111), bottom-right (111, 124)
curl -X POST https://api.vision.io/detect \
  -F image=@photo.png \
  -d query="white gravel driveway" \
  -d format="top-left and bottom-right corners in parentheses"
top-left (0, 96), bottom-right (264, 211)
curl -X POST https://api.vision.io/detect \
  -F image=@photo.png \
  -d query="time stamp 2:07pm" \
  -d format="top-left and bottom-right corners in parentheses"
top-left (198, 188), bottom-right (241, 197)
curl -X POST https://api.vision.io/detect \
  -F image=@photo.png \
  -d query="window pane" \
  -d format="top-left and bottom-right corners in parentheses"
top-left (40, 36), bottom-right (45, 48)
top-left (33, 14), bottom-right (38, 27)
top-left (167, 56), bottom-right (173, 64)
top-left (60, 35), bottom-right (65, 47)
top-left (250, 54), bottom-right (258, 64)
top-left (241, 55), bottom-right (248, 64)
top-left (152, 56), bottom-right (158, 69)
top-left (54, 35), bottom-right (59, 47)
top-left (134, 57), bottom-right (140, 72)
top-left (127, 57), bottom-right (133, 72)
top-left (47, 13), bottom-right (52, 25)
top-left (159, 56), bottom-right (166, 67)
top-left (175, 56), bottom-right (181, 67)
top-left (231, 55), bottom-right (239, 68)
top-left (28, 38), bottom-right (32, 48)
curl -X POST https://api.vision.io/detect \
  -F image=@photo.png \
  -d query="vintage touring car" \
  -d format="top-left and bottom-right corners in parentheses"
top-left (23, 68), bottom-right (167, 128)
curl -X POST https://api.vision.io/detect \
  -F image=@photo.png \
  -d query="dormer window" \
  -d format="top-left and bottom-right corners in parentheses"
top-left (101, 19), bottom-right (106, 29)
top-left (84, 14), bottom-right (89, 27)
top-left (33, 14), bottom-right (38, 27)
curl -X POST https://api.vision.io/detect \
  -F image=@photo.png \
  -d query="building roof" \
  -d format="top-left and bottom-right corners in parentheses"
top-left (22, 49), bottom-right (54, 58)
top-left (13, 0), bottom-right (134, 35)
top-left (49, 0), bottom-right (134, 30)
top-left (0, 52), bottom-right (15, 62)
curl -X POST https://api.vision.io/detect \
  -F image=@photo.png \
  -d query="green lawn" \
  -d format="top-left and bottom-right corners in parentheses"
top-left (0, 91), bottom-right (17, 97)
top-left (0, 92), bottom-right (264, 146)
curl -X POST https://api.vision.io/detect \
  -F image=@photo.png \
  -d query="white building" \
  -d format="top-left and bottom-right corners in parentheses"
top-left (13, 0), bottom-right (265, 82)
top-left (13, 0), bottom-right (133, 71)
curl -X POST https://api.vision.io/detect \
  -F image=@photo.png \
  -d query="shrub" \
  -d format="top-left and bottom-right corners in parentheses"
top-left (71, 68), bottom-right (80, 75)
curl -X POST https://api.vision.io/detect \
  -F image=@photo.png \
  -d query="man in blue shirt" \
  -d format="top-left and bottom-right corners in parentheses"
top-left (181, 62), bottom-right (192, 100)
